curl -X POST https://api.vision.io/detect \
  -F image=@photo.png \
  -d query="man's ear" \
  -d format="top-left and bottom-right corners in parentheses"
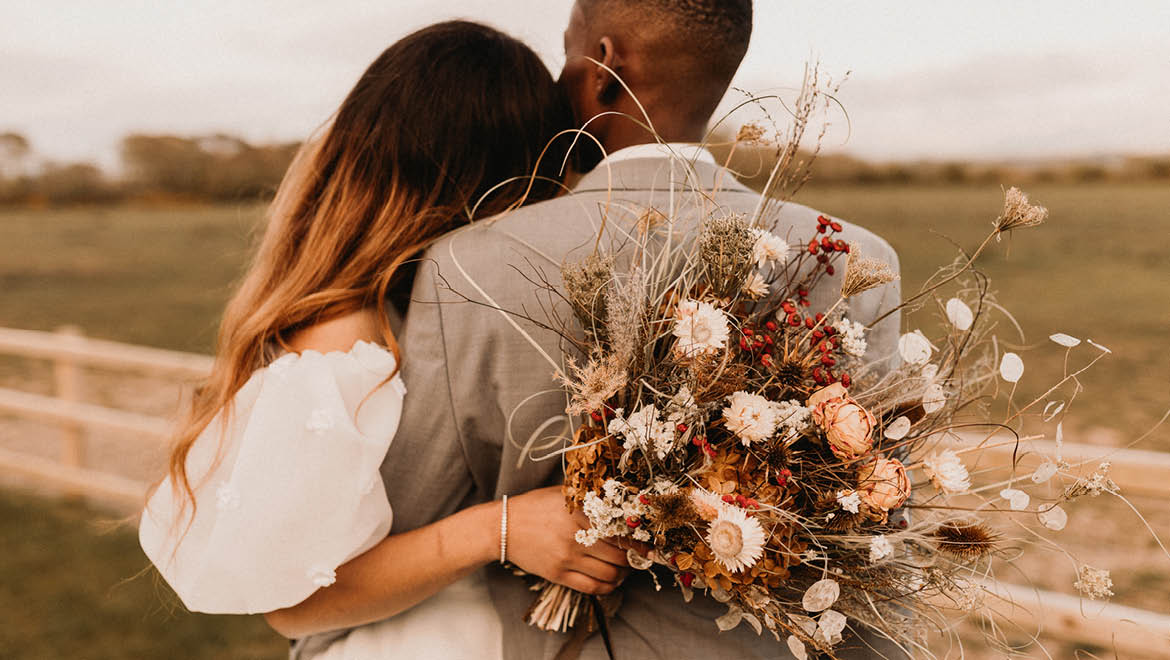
top-left (593, 36), bottom-right (623, 106)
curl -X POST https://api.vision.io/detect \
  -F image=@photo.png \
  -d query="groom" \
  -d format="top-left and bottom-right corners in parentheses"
top-left (390, 1), bottom-right (903, 658)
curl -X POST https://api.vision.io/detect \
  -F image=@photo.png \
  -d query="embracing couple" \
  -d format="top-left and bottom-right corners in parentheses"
top-left (140, 1), bottom-right (903, 658)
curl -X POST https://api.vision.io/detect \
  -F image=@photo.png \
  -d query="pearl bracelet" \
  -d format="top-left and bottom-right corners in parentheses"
top-left (499, 494), bottom-right (509, 564)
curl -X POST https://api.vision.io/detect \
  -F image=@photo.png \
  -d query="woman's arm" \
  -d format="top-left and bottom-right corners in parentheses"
top-left (264, 312), bottom-right (631, 639)
top-left (264, 486), bottom-right (631, 639)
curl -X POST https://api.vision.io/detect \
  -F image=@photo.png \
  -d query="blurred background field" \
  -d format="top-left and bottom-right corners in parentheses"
top-left (1, 180), bottom-right (1167, 657)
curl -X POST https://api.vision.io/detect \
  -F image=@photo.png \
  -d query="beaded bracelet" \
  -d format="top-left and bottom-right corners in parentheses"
top-left (499, 494), bottom-right (509, 564)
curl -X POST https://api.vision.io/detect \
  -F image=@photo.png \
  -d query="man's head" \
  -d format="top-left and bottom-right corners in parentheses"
top-left (560, 0), bottom-right (752, 161)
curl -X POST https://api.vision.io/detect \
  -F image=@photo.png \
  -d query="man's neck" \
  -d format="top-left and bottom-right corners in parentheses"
top-left (600, 113), bottom-right (707, 154)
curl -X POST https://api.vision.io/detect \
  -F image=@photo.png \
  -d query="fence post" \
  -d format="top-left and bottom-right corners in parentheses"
top-left (54, 325), bottom-right (85, 494)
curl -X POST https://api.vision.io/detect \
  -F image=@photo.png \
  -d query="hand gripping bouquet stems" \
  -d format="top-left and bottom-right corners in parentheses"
top-left (495, 70), bottom-right (1166, 658)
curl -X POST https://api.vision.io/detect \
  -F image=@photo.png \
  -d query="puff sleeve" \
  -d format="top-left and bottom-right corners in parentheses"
top-left (139, 341), bottom-right (405, 614)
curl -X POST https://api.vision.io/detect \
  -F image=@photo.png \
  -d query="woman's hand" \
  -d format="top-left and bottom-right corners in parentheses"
top-left (505, 486), bottom-right (631, 595)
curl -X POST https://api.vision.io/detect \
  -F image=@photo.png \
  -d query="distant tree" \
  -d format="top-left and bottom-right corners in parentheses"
top-left (0, 131), bottom-right (31, 179)
top-left (121, 133), bottom-right (298, 200)
top-left (34, 162), bottom-right (120, 204)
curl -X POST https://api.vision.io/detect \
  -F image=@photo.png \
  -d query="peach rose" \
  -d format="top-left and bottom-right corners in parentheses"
top-left (857, 458), bottom-right (910, 511)
top-left (807, 383), bottom-right (875, 459)
top-left (807, 383), bottom-right (847, 421)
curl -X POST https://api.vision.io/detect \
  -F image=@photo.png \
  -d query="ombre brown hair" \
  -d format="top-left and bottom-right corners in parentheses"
top-left (164, 21), bottom-right (571, 509)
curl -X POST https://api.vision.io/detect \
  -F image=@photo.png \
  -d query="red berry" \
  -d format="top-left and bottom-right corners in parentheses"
top-left (815, 313), bottom-right (825, 321)
top-left (739, 338), bottom-right (750, 351)
top-left (764, 335), bottom-right (774, 345)
top-left (639, 494), bottom-right (650, 505)
top-left (761, 354), bottom-right (772, 366)
top-left (745, 498), bottom-right (759, 509)
top-left (841, 373), bottom-right (852, 387)
top-left (705, 445), bottom-right (717, 457)
top-left (722, 494), bottom-right (736, 504)
top-left (804, 317), bottom-right (815, 329)
top-left (742, 328), bottom-right (754, 337)
top-left (816, 224), bottom-right (826, 234)
top-left (780, 468), bottom-right (792, 477)
top-left (826, 265), bottom-right (835, 275)
top-left (799, 299), bottom-right (811, 307)
top-left (816, 254), bottom-right (829, 264)
top-left (821, 355), bottom-right (837, 366)
top-left (787, 314), bottom-right (801, 327)
top-left (590, 410), bottom-right (604, 423)
top-left (676, 423), bottom-right (688, 433)
top-left (798, 288), bottom-right (809, 297)
top-left (765, 321), bottom-right (778, 332)
top-left (841, 243), bottom-right (850, 253)
top-left (735, 494), bottom-right (748, 506)
top-left (808, 240), bottom-right (819, 255)
top-left (691, 436), bottom-right (703, 446)
top-left (820, 237), bottom-right (834, 251)
top-left (813, 329), bottom-right (825, 340)
top-left (835, 239), bottom-right (847, 251)
top-left (824, 325), bottom-right (836, 335)
top-left (830, 221), bottom-right (843, 232)
top-left (817, 215), bottom-right (830, 226)
top-left (680, 572), bottom-right (695, 587)
top-left (626, 517), bottom-right (641, 528)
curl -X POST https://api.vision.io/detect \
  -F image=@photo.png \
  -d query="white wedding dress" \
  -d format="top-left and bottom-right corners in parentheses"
top-left (139, 341), bottom-right (503, 660)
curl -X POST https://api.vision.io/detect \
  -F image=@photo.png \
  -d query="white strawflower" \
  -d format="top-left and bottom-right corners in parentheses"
top-left (869, 535), bottom-right (894, 562)
top-left (705, 504), bottom-right (766, 573)
top-left (923, 449), bottom-right (971, 494)
top-left (673, 299), bottom-right (730, 356)
top-left (836, 490), bottom-right (861, 514)
top-left (723, 391), bottom-right (780, 446)
top-left (836, 318), bottom-right (868, 357)
top-left (743, 272), bottom-right (769, 299)
top-left (751, 228), bottom-right (789, 267)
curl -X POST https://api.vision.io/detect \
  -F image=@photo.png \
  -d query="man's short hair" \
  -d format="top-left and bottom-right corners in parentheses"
top-left (579, 0), bottom-right (753, 86)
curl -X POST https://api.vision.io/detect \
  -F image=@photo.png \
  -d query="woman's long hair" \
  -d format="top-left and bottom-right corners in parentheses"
top-left (164, 21), bottom-right (572, 510)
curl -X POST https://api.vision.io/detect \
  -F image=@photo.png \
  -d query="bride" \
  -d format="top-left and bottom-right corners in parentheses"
top-left (139, 21), bottom-right (632, 659)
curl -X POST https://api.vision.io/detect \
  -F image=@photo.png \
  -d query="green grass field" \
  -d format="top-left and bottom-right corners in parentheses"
top-left (1, 182), bottom-right (1167, 657)
top-left (0, 489), bottom-right (286, 659)
top-left (2, 183), bottom-right (1167, 440)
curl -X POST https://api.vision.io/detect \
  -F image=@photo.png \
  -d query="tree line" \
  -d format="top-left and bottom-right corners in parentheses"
top-left (1, 130), bottom-right (1168, 207)
top-left (0, 132), bottom-right (300, 206)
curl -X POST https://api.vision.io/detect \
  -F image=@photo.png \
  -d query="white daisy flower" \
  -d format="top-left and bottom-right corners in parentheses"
top-left (705, 505), bottom-right (766, 573)
top-left (923, 449), bottom-right (971, 494)
top-left (672, 299), bottom-right (730, 356)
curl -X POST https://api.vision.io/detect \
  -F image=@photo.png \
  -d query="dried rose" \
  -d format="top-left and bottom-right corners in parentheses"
top-left (808, 384), bottom-right (875, 459)
top-left (807, 383), bottom-right (847, 419)
top-left (857, 458), bottom-right (910, 511)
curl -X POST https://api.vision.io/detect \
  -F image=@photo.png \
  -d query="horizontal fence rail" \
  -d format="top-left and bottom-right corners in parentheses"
top-left (0, 325), bottom-right (1167, 650)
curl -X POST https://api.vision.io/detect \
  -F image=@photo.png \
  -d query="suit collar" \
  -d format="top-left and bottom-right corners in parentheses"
top-left (570, 157), bottom-right (753, 195)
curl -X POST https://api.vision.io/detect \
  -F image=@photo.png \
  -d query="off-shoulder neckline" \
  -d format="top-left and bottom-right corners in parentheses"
top-left (268, 340), bottom-right (398, 375)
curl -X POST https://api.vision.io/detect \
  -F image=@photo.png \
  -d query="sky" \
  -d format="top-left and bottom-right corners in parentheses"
top-left (3, 0), bottom-right (1168, 170)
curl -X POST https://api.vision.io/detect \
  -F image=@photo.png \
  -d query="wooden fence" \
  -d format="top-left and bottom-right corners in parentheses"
top-left (0, 325), bottom-right (1167, 651)
top-left (0, 325), bottom-right (211, 503)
